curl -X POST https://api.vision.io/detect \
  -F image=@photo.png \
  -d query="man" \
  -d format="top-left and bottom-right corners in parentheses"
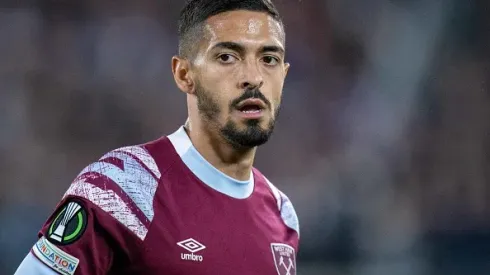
top-left (14, 0), bottom-right (300, 274)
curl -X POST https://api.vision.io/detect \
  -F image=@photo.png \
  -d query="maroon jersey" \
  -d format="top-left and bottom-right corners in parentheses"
top-left (28, 126), bottom-right (300, 275)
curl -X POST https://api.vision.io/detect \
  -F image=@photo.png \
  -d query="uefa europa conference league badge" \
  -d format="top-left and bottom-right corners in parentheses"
top-left (48, 201), bottom-right (88, 245)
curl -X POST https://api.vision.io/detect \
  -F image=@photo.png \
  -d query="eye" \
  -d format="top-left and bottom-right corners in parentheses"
top-left (262, 55), bottom-right (280, 66)
top-left (217, 54), bottom-right (238, 64)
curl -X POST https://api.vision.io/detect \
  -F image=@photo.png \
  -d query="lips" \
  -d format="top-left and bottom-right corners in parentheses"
top-left (236, 98), bottom-right (267, 113)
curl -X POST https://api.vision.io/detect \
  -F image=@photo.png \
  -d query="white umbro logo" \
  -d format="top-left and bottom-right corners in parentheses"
top-left (177, 238), bottom-right (206, 253)
top-left (177, 238), bottom-right (206, 262)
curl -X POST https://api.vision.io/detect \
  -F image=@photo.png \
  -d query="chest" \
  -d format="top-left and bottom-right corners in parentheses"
top-left (136, 186), bottom-right (298, 274)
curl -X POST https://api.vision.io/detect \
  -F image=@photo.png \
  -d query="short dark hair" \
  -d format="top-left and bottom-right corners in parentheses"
top-left (178, 0), bottom-right (284, 59)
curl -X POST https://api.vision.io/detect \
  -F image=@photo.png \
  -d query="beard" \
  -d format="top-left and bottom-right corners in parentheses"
top-left (195, 82), bottom-right (279, 149)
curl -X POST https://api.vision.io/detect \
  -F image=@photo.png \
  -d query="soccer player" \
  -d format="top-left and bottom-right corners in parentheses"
top-left (14, 0), bottom-right (300, 274)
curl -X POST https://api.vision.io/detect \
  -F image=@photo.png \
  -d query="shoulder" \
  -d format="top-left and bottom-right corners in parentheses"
top-left (64, 143), bottom-right (163, 240)
top-left (259, 172), bottom-right (300, 237)
top-left (73, 143), bottom-right (162, 193)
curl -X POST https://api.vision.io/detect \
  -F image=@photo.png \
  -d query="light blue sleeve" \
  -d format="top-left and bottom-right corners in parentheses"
top-left (13, 252), bottom-right (59, 275)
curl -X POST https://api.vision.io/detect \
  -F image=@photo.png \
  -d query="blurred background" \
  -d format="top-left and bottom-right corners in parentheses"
top-left (1, 0), bottom-right (490, 274)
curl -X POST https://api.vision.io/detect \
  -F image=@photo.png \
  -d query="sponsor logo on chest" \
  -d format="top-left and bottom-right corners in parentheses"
top-left (177, 238), bottom-right (206, 262)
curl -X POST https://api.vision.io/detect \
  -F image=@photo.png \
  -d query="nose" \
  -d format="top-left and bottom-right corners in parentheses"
top-left (238, 61), bottom-right (264, 90)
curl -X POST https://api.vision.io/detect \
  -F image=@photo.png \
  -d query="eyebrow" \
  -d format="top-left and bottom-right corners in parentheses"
top-left (260, 45), bottom-right (285, 55)
top-left (210, 41), bottom-right (285, 56)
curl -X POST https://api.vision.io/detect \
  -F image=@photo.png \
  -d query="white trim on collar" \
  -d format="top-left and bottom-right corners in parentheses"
top-left (167, 126), bottom-right (254, 199)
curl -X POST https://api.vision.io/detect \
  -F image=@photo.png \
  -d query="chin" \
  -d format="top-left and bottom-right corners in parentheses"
top-left (220, 119), bottom-right (275, 149)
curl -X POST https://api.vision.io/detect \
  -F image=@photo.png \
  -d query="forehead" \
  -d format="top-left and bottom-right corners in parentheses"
top-left (203, 10), bottom-right (285, 49)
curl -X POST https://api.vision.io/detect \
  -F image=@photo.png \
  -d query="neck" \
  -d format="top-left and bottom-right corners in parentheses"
top-left (184, 121), bottom-right (256, 181)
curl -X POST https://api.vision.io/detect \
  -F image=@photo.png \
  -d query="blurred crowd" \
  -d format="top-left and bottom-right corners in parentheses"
top-left (1, 0), bottom-right (490, 274)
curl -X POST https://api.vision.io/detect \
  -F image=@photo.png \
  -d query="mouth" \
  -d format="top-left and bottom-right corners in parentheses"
top-left (236, 99), bottom-right (266, 113)
top-left (235, 99), bottom-right (267, 119)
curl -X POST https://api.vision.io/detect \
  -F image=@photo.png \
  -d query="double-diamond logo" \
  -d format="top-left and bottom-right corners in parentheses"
top-left (178, 238), bottom-right (206, 262)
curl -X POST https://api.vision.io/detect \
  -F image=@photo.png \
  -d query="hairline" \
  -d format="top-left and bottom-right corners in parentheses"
top-left (179, 10), bottom-right (285, 61)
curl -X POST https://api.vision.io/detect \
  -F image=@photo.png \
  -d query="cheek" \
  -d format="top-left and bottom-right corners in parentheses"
top-left (207, 80), bottom-right (237, 109)
top-left (208, 85), bottom-right (234, 113)
top-left (199, 72), bottom-right (231, 102)
top-left (202, 63), bottom-right (238, 89)
top-left (266, 79), bottom-right (284, 101)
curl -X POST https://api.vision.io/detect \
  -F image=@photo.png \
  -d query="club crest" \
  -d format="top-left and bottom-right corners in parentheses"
top-left (271, 243), bottom-right (296, 275)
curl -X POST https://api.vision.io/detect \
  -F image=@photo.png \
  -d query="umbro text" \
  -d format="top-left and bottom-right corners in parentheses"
top-left (181, 253), bottom-right (203, 262)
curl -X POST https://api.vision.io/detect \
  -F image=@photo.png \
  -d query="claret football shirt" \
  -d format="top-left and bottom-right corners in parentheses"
top-left (15, 126), bottom-right (300, 275)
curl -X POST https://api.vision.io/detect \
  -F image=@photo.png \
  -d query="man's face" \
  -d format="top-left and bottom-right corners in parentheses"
top-left (191, 10), bottom-right (289, 149)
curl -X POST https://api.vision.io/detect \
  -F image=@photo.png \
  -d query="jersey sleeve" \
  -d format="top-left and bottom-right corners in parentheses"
top-left (16, 145), bottom-right (161, 275)
top-left (264, 178), bottom-right (300, 238)
top-left (277, 190), bottom-right (300, 239)
top-left (14, 252), bottom-right (60, 275)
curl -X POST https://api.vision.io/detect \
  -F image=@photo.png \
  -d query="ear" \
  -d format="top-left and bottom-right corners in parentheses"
top-left (284, 62), bottom-right (291, 78)
top-left (172, 56), bottom-right (195, 94)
